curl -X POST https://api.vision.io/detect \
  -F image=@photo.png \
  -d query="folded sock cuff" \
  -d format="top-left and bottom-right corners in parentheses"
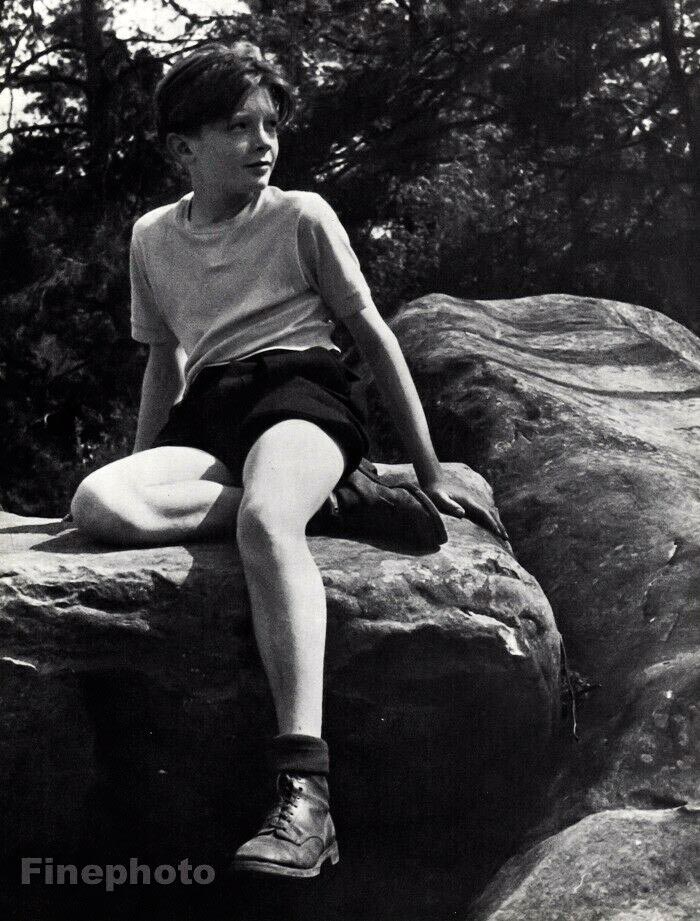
top-left (267, 734), bottom-right (330, 775)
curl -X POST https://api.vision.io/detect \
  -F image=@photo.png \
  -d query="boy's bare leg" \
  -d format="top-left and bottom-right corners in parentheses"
top-left (73, 424), bottom-right (344, 876)
top-left (71, 446), bottom-right (243, 545)
top-left (233, 419), bottom-right (342, 877)
top-left (73, 427), bottom-right (340, 730)
top-left (236, 419), bottom-right (345, 737)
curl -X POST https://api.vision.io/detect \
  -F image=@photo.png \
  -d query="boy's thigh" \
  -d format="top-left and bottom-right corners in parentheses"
top-left (241, 419), bottom-right (345, 518)
top-left (84, 445), bottom-right (234, 494)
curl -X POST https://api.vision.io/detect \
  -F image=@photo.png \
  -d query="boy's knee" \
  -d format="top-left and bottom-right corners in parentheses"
top-left (71, 472), bottom-right (144, 545)
top-left (236, 497), bottom-right (299, 562)
top-left (71, 476), bottom-right (104, 531)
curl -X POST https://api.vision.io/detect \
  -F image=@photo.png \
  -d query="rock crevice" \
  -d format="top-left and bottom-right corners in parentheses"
top-left (382, 293), bottom-right (698, 921)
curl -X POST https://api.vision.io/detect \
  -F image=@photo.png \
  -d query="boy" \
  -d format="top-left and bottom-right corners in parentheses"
top-left (71, 43), bottom-right (506, 878)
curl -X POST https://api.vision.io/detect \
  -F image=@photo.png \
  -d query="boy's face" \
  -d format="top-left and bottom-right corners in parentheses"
top-left (181, 85), bottom-right (279, 200)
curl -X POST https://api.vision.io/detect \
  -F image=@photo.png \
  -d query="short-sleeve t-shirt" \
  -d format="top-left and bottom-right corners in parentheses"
top-left (130, 186), bottom-right (373, 387)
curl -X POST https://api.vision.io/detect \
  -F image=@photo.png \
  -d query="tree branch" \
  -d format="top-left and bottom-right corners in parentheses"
top-left (6, 42), bottom-right (78, 80)
top-left (158, 0), bottom-right (240, 25)
top-left (606, 36), bottom-right (700, 70)
top-left (0, 121), bottom-right (84, 140)
top-left (653, 0), bottom-right (700, 185)
top-left (13, 71), bottom-right (86, 89)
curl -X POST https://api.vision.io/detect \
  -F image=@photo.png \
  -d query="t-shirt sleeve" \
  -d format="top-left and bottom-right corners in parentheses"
top-left (296, 194), bottom-right (374, 318)
top-left (129, 231), bottom-right (178, 345)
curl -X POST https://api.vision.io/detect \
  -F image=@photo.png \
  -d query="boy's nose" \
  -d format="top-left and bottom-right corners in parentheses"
top-left (253, 122), bottom-right (275, 148)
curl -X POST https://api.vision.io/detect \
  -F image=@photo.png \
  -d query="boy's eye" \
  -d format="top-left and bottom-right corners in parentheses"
top-left (226, 118), bottom-right (278, 132)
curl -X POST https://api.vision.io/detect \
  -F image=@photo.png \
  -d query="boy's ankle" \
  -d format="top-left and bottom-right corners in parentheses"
top-left (267, 733), bottom-right (329, 775)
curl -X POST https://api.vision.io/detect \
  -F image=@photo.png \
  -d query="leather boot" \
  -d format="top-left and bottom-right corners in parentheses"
top-left (308, 458), bottom-right (448, 551)
top-left (233, 773), bottom-right (339, 878)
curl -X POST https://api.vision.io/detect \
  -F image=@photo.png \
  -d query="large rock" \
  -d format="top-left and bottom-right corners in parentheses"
top-left (0, 463), bottom-right (559, 919)
top-left (468, 805), bottom-right (699, 921)
top-left (385, 295), bottom-right (699, 919)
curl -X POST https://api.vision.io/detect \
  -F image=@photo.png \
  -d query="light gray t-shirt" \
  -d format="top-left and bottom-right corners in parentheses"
top-left (130, 186), bottom-right (373, 386)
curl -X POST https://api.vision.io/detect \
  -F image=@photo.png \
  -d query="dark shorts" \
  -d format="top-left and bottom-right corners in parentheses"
top-left (152, 347), bottom-right (369, 486)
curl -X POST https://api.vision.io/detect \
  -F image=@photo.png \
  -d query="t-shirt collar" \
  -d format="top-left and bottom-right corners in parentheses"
top-left (178, 188), bottom-right (268, 235)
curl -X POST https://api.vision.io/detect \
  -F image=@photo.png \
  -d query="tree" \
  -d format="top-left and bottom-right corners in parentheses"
top-left (0, 0), bottom-right (169, 514)
top-left (1, 0), bottom-right (698, 513)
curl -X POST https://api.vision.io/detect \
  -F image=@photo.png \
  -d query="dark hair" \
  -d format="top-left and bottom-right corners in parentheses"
top-left (155, 42), bottom-right (295, 145)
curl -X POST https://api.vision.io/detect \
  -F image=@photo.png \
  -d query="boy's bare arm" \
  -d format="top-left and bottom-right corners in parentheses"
top-left (343, 306), bottom-right (507, 539)
top-left (132, 342), bottom-right (186, 454)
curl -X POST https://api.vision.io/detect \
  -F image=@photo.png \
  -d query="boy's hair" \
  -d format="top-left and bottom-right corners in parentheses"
top-left (155, 42), bottom-right (295, 145)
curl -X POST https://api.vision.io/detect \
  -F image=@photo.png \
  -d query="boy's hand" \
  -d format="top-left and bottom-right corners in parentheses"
top-left (420, 477), bottom-right (509, 542)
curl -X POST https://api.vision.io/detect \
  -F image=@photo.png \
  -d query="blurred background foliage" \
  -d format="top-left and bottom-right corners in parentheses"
top-left (1, 0), bottom-right (699, 514)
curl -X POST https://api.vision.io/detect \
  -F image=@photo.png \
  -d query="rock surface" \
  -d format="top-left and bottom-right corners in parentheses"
top-left (468, 805), bottom-right (699, 921)
top-left (0, 463), bottom-right (559, 919)
top-left (385, 294), bottom-right (699, 919)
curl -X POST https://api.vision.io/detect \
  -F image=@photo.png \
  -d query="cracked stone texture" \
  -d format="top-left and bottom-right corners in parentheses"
top-left (468, 805), bottom-right (699, 921)
top-left (0, 462), bottom-right (559, 917)
top-left (383, 295), bottom-right (699, 919)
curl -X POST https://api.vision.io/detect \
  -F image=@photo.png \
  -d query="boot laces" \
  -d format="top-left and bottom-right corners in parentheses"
top-left (267, 774), bottom-right (303, 830)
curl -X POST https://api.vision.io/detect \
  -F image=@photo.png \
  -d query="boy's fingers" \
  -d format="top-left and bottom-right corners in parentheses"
top-left (424, 488), bottom-right (468, 518)
top-left (487, 513), bottom-right (509, 541)
top-left (458, 499), bottom-right (508, 541)
top-left (470, 506), bottom-right (501, 536)
top-left (426, 488), bottom-right (509, 541)
top-left (429, 490), bottom-right (465, 517)
top-left (445, 499), bottom-right (466, 517)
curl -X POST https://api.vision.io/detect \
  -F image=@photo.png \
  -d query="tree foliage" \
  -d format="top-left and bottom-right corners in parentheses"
top-left (1, 0), bottom-right (698, 513)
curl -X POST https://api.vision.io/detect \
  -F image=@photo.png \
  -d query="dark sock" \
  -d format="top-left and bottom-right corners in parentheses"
top-left (267, 733), bottom-right (329, 775)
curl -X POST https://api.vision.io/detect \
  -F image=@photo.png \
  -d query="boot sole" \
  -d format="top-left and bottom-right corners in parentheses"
top-left (233, 841), bottom-right (340, 878)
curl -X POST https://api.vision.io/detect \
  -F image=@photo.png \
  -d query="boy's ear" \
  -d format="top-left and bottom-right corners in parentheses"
top-left (165, 131), bottom-right (197, 165)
